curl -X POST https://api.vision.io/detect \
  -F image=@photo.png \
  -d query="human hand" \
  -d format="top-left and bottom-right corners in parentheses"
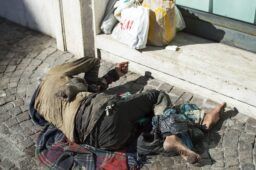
top-left (115, 61), bottom-right (129, 77)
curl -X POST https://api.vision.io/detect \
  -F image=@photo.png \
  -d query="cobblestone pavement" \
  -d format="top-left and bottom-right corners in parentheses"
top-left (0, 18), bottom-right (255, 170)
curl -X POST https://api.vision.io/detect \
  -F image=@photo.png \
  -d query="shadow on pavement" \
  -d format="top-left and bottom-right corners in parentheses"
top-left (104, 71), bottom-right (153, 95)
top-left (194, 108), bottom-right (239, 167)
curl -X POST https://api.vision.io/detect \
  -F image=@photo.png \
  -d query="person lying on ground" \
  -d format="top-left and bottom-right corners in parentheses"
top-left (30, 56), bottom-right (226, 164)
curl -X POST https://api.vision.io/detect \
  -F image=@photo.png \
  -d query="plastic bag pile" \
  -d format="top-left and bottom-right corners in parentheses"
top-left (100, 0), bottom-right (186, 49)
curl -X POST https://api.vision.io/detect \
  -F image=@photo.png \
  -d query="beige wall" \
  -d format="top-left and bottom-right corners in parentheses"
top-left (0, 0), bottom-right (95, 57)
top-left (0, 0), bottom-right (58, 37)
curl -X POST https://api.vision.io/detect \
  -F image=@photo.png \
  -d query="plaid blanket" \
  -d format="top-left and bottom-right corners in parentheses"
top-left (36, 124), bottom-right (139, 170)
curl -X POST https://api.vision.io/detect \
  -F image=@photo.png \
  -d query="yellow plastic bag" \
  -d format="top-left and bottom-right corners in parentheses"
top-left (143, 0), bottom-right (176, 46)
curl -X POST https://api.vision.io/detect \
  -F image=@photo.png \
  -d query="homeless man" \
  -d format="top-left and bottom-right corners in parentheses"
top-left (30, 56), bottom-right (226, 164)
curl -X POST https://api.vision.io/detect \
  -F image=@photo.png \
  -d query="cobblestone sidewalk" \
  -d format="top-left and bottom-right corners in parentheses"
top-left (0, 18), bottom-right (255, 170)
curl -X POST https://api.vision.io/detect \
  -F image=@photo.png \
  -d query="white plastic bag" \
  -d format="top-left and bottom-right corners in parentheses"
top-left (175, 6), bottom-right (186, 31)
top-left (112, 6), bottom-right (149, 49)
top-left (114, 0), bottom-right (142, 21)
top-left (101, 0), bottom-right (118, 34)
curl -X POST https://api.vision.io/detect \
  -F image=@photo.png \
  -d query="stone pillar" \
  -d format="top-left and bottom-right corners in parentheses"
top-left (58, 0), bottom-right (95, 58)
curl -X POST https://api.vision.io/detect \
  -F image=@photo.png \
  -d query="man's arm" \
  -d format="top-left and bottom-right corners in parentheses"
top-left (48, 57), bottom-right (100, 77)
top-left (89, 62), bottom-right (129, 92)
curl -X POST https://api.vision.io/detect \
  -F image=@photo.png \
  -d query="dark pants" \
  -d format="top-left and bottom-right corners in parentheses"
top-left (85, 90), bottom-right (171, 150)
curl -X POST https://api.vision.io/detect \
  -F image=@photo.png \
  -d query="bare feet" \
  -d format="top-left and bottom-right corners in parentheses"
top-left (202, 102), bottom-right (226, 130)
top-left (163, 135), bottom-right (201, 164)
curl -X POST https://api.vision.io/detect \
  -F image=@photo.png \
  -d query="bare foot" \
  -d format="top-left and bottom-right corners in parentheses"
top-left (163, 135), bottom-right (201, 164)
top-left (202, 102), bottom-right (226, 130)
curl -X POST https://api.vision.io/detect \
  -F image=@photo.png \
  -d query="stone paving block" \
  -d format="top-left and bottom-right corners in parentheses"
top-left (17, 112), bottom-right (30, 123)
top-left (169, 164), bottom-right (188, 170)
top-left (1, 102), bottom-right (15, 112)
top-left (175, 92), bottom-right (193, 105)
top-left (5, 117), bottom-right (18, 128)
top-left (44, 51), bottom-right (63, 66)
top-left (8, 82), bottom-right (18, 88)
top-left (54, 53), bottom-right (74, 66)
top-left (17, 86), bottom-right (27, 94)
top-left (224, 148), bottom-right (238, 158)
top-left (5, 66), bottom-right (16, 73)
top-left (0, 124), bottom-right (10, 136)
top-left (35, 47), bottom-right (56, 61)
top-left (223, 119), bottom-right (236, 128)
top-left (20, 58), bottom-right (32, 65)
top-left (1, 158), bottom-right (15, 169)
top-left (245, 124), bottom-right (256, 135)
top-left (9, 77), bottom-right (20, 83)
top-left (149, 160), bottom-right (163, 170)
top-left (16, 63), bottom-right (28, 71)
top-left (0, 113), bottom-right (11, 123)
top-left (0, 138), bottom-right (9, 155)
top-left (11, 98), bottom-right (24, 107)
top-left (19, 120), bottom-right (34, 129)
top-left (22, 127), bottom-right (35, 137)
top-left (9, 58), bottom-right (22, 65)
top-left (241, 163), bottom-right (255, 170)
top-left (159, 157), bottom-right (175, 167)
top-left (0, 66), bottom-right (6, 73)
top-left (239, 152), bottom-right (253, 164)
top-left (24, 145), bottom-right (36, 158)
top-left (223, 129), bottom-right (240, 148)
top-left (0, 77), bottom-right (9, 85)
top-left (9, 124), bottom-right (24, 134)
top-left (20, 137), bottom-right (34, 151)
top-left (3, 72), bottom-right (12, 78)
top-left (16, 91), bottom-right (26, 98)
top-left (226, 167), bottom-right (240, 170)
top-left (246, 118), bottom-right (256, 128)
top-left (143, 85), bottom-right (155, 92)
top-left (30, 59), bottom-right (42, 66)
top-left (4, 95), bottom-right (16, 103)
top-left (10, 133), bottom-right (25, 145)
top-left (230, 121), bottom-right (245, 131)
top-left (211, 160), bottom-right (225, 168)
top-left (18, 156), bottom-right (37, 170)
top-left (209, 148), bottom-right (224, 160)
top-left (141, 165), bottom-right (150, 170)
top-left (168, 87), bottom-right (184, 104)
top-left (9, 106), bottom-right (22, 116)
top-left (0, 98), bottom-right (5, 105)
top-left (158, 83), bottom-right (173, 92)
top-left (0, 60), bottom-right (9, 67)
top-left (12, 70), bottom-right (24, 78)
top-left (30, 132), bottom-right (40, 142)
top-left (239, 133), bottom-right (255, 145)
top-left (5, 88), bottom-right (17, 97)
top-left (201, 165), bottom-right (211, 170)
top-left (225, 157), bottom-right (239, 168)
top-left (28, 124), bottom-right (40, 132)
top-left (231, 113), bottom-right (249, 123)
top-left (20, 105), bottom-right (28, 112)
top-left (186, 165), bottom-right (201, 170)
top-left (148, 79), bottom-right (160, 88)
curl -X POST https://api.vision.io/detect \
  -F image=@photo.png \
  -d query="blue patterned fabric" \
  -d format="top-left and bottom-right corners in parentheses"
top-left (152, 104), bottom-right (203, 149)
